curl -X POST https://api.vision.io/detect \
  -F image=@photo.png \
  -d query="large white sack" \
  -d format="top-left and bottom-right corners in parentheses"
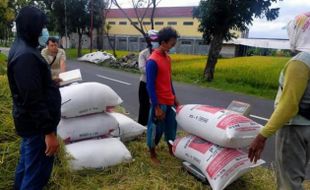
top-left (77, 51), bottom-right (116, 64)
top-left (57, 113), bottom-right (119, 143)
top-left (172, 135), bottom-right (264, 190)
top-left (66, 138), bottom-right (132, 170)
top-left (60, 82), bottom-right (123, 118)
top-left (176, 104), bottom-right (262, 148)
top-left (108, 112), bottom-right (146, 142)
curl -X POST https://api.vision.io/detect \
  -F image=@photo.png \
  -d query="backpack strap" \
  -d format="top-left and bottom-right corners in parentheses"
top-left (49, 55), bottom-right (57, 66)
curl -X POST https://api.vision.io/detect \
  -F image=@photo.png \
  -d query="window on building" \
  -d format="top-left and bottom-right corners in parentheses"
top-left (131, 22), bottom-right (138, 25)
top-left (198, 41), bottom-right (207, 45)
top-left (108, 21), bottom-right (116, 25)
top-left (129, 38), bottom-right (138, 42)
top-left (168, 21), bottom-right (177, 25)
top-left (119, 38), bottom-right (127, 42)
top-left (183, 21), bottom-right (194, 26)
top-left (119, 21), bottom-right (127, 25)
top-left (181, 40), bottom-right (192, 45)
top-left (155, 21), bottom-right (164, 25)
top-left (143, 22), bottom-right (151, 25)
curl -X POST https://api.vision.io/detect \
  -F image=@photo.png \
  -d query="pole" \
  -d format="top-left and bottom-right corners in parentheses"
top-left (65, 0), bottom-right (68, 49)
top-left (90, 0), bottom-right (94, 52)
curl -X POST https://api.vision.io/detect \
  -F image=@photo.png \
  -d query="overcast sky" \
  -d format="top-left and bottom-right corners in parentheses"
top-left (114, 0), bottom-right (310, 39)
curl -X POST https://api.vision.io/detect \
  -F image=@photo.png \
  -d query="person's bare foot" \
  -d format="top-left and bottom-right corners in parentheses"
top-left (150, 155), bottom-right (161, 164)
top-left (150, 147), bottom-right (160, 164)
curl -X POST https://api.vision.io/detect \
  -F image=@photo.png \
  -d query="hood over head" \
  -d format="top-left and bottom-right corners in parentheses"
top-left (16, 6), bottom-right (47, 47)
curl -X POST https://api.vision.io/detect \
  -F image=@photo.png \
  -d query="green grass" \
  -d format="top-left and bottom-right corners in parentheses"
top-left (0, 53), bottom-right (310, 189)
top-left (171, 55), bottom-right (289, 99)
top-left (0, 53), bottom-right (7, 75)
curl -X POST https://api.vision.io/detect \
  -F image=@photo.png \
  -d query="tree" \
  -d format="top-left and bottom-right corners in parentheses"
top-left (45, 0), bottom-right (90, 57)
top-left (0, 0), bottom-right (15, 46)
top-left (102, 0), bottom-right (117, 57)
top-left (111, 0), bottom-right (161, 47)
top-left (91, 0), bottom-right (111, 51)
top-left (193, 0), bottom-right (280, 81)
top-left (42, 0), bottom-right (110, 56)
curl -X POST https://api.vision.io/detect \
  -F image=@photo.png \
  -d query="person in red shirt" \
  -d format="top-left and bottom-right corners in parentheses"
top-left (146, 27), bottom-right (179, 164)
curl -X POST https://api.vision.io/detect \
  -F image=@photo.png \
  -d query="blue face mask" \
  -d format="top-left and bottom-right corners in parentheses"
top-left (38, 28), bottom-right (49, 46)
top-left (169, 47), bottom-right (176, 54)
top-left (151, 42), bottom-right (159, 49)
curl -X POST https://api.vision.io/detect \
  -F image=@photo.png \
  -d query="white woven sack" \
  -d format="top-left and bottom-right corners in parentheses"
top-left (60, 82), bottom-right (122, 118)
top-left (176, 104), bottom-right (262, 148)
top-left (66, 138), bottom-right (132, 170)
top-left (172, 135), bottom-right (264, 190)
top-left (108, 112), bottom-right (146, 142)
top-left (57, 113), bottom-right (118, 143)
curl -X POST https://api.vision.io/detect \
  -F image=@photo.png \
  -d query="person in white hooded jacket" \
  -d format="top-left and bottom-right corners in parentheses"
top-left (137, 30), bottom-right (159, 126)
top-left (249, 12), bottom-right (310, 190)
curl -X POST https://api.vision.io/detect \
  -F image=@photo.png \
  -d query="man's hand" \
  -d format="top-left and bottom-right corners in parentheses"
top-left (45, 132), bottom-right (59, 156)
top-left (248, 134), bottom-right (267, 164)
top-left (155, 106), bottom-right (165, 121)
top-left (53, 77), bottom-right (63, 86)
top-left (174, 98), bottom-right (180, 108)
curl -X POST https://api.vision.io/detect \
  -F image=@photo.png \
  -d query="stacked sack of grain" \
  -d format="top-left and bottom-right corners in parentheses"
top-left (58, 82), bottom-right (122, 142)
top-left (57, 82), bottom-right (144, 170)
top-left (172, 104), bottom-right (265, 190)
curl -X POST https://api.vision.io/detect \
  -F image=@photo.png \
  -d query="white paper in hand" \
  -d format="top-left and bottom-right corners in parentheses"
top-left (59, 69), bottom-right (82, 86)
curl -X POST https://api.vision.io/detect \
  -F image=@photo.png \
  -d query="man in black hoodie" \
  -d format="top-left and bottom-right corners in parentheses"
top-left (7, 6), bottom-right (61, 190)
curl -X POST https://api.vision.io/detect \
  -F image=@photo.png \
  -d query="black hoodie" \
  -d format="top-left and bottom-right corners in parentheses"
top-left (7, 6), bottom-right (61, 137)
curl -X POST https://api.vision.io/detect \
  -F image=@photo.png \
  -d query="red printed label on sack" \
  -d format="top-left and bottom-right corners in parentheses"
top-left (217, 114), bottom-right (252, 129)
top-left (188, 136), bottom-right (212, 154)
top-left (195, 105), bottom-right (223, 114)
top-left (206, 149), bottom-right (243, 178)
top-left (223, 159), bottom-right (247, 178)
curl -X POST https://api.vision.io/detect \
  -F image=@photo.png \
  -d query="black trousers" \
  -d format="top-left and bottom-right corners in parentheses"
top-left (138, 81), bottom-right (150, 125)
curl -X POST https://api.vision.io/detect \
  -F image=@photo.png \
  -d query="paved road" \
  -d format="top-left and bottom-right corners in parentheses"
top-left (0, 47), bottom-right (9, 56)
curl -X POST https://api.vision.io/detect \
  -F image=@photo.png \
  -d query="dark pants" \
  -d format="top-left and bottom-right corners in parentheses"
top-left (275, 125), bottom-right (310, 190)
top-left (138, 81), bottom-right (150, 126)
top-left (147, 105), bottom-right (177, 149)
top-left (14, 134), bottom-right (54, 190)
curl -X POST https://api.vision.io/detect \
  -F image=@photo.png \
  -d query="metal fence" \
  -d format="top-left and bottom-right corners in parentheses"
top-left (70, 34), bottom-right (237, 57)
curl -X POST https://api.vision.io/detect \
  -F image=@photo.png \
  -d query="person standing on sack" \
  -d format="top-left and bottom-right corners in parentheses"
top-left (7, 6), bottom-right (61, 190)
top-left (138, 30), bottom-right (159, 126)
top-left (248, 12), bottom-right (310, 190)
top-left (146, 27), bottom-right (180, 164)
top-left (41, 37), bottom-right (66, 82)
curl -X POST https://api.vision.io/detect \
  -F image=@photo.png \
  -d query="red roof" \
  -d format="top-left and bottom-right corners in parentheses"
top-left (106, 6), bottom-right (195, 18)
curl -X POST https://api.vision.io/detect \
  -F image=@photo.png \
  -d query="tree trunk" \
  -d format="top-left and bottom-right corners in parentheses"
top-left (78, 31), bottom-right (82, 57)
top-left (150, 0), bottom-right (156, 29)
top-left (204, 33), bottom-right (224, 81)
top-left (112, 35), bottom-right (116, 57)
top-left (4, 27), bottom-right (7, 47)
top-left (97, 28), bottom-right (103, 51)
top-left (106, 32), bottom-right (117, 57)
